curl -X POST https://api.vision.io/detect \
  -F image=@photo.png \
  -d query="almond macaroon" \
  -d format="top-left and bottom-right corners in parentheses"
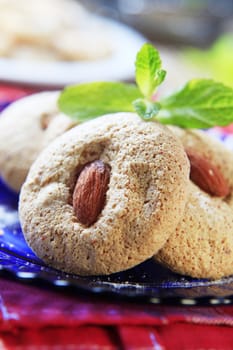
top-left (155, 126), bottom-right (233, 280)
top-left (0, 91), bottom-right (75, 191)
top-left (19, 113), bottom-right (190, 276)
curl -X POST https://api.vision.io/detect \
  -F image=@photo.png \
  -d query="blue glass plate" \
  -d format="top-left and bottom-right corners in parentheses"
top-left (1, 178), bottom-right (233, 305)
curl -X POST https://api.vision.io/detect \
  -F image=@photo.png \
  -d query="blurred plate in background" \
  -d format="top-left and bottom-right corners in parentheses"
top-left (0, 17), bottom-right (146, 87)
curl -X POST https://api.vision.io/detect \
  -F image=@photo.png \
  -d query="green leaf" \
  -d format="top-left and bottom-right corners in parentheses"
top-left (135, 43), bottom-right (166, 98)
top-left (133, 98), bottom-right (161, 121)
top-left (156, 79), bottom-right (233, 128)
top-left (58, 82), bottom-right (142, 122)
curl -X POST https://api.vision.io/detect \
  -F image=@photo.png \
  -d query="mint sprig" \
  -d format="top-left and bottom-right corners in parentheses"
top-left (135, 43), bottom-right (166, 98)
top-left (131, 43), bottom-right (166, 120)
top-left (58, 43), bottom-right (233, 129)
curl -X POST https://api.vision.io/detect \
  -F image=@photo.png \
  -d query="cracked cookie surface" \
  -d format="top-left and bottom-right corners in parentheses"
top-left (19, 113), bottom-right (190, 276)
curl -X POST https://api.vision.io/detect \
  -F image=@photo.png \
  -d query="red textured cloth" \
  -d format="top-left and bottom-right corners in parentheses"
top-left (1, 84), bottom-right (233, 350)
top-left (1, 279), bottom-right (233, 350)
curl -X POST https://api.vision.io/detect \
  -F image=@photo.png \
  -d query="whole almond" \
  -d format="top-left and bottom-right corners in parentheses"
top-left (73, 160), bottom-right (111, 226)
top-left (186, 149), bottom-right (230, 197)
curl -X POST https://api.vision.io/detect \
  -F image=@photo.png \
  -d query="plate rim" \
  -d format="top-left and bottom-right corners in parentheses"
top-left (1, 248), bottom-right (233, 306)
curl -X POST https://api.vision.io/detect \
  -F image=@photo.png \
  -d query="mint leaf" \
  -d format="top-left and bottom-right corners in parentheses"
top-left (135, 43), bottom-right (166, 99)
top-left (58, 82), bottom-right (142, 122)
top-left (133, 99), bottom-right (161, 120)
top-left (157, 79), bottom-right (233, 128)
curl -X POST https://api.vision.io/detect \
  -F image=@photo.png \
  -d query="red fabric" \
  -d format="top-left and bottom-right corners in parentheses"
top-left (1, 278), bottom-right (233, 349)
top-left (159, 324), bottom-right (233, 350)
top-left (216, 125), bottom-right (233, 135)
top-left (1, 84), bottom-right (233, 350)
top-left (0, 84), bottom-right (35, 103)
top-left (1, 326), bottom-right (119, 350)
